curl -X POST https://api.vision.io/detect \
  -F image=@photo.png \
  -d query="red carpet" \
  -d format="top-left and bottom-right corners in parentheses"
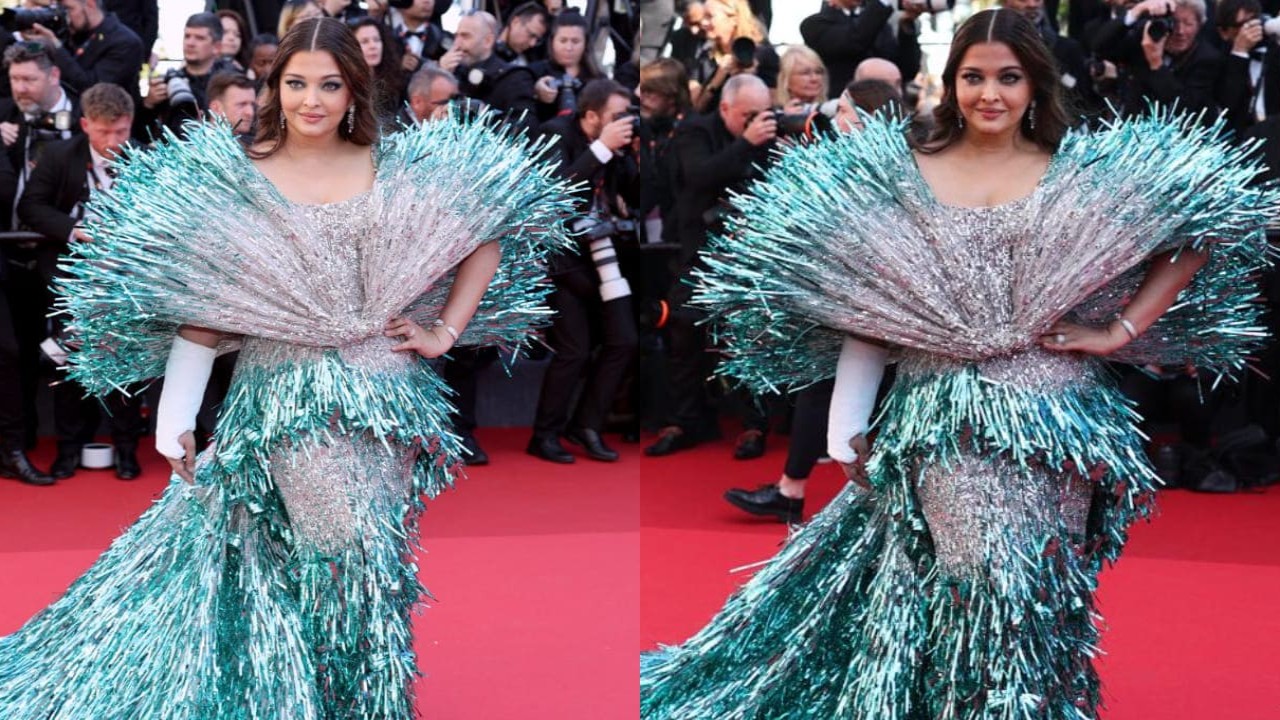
top-left (641, 437), bottom-right (1280, 719)
top-left (0, 429), bottom-right (639, 720)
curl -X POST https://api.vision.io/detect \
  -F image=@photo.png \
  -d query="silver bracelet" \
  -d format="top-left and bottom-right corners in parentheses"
top-left (433, 319), bottom-right (460, 341)
top-left (1115, 315), bottom-right (1138, 340)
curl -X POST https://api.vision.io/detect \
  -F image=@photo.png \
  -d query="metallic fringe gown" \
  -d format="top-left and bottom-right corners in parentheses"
top-left (640, 110), bottom-right (1277, 719)
top-left (0, 117), bottom-right (575, 719)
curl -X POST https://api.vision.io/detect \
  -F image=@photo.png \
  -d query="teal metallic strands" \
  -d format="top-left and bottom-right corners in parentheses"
top-left (691, 109), bottom-right (1277, 395)
top-left (54, 116), bottom-right (577, 395)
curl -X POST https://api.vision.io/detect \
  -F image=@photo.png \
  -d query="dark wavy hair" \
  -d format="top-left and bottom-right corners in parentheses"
top-left (250, 17), bottom-right (378, 158)
top-left (350, 17), bottom-right (407, 123)
top-left (916, 8), bottom-right (1071, 154)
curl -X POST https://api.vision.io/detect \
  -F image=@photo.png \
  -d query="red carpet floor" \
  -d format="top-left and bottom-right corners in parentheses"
top-left (641, 436), bottom-right (1280, 720)
top-left (0, 429), bottom-right (639, 720)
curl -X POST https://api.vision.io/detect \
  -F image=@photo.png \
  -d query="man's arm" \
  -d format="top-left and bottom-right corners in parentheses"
top-left (493, 69), bottom-right (540, 137)
top-left (674, 123), bottom-right (761, 196)
top-left (18, 147), bottom-right (78, 242)
top-left (799, 3), bottom-right (894, 64)
top-left (52, 35), bottom-right (144, 93)
top-left (1137, 49), bottom-right (1222, 116)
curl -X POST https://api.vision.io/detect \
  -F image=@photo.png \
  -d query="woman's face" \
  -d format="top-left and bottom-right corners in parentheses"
top-left (220, 17), bottom-right (242, 57)
top-left (551, 26), bottom-right (586, 69)
top-left (251, 43), bottom-right (278, 78)
top-left (279, 50), bottom-right (353, 141)
top-left (953, 42), bottom-right (1033, 139)
top-left (355, 25), bottom-right (383, 68)
top-left (786, 56), bottom-right (824, 104)
top-left (704, 1), bottom-right (737, 49)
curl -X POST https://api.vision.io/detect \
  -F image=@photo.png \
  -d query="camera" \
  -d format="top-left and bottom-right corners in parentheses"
top-left (162, 69), bottom-right (199, 111)
top-left (0, 6), bottom-right (66, 33)
top-left (1139, 14), bottom-right (1175, 41)
top-left (548, 74), bottom-right (583, 115)
top-left (896, 0), bottom-right (954, 13)
top-left (572, 214), bottom-right (637, 302)
top-left (627, 103), bottom-right (642, 133)
top-left (387, 0), bottom-right (415, 8)
top-left (731, 37), bottom-right (756, 68)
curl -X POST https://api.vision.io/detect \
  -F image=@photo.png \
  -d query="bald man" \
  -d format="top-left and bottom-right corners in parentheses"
top-left (441, 11), bottom-right (538, 135)
top-left (853, 57), bottom-right (903, 88)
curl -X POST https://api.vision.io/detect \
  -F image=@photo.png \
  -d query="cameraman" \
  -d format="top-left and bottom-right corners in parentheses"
top-left (16, 82), bottom-right (144, 481)
top-left (646, 74), bottom-right (776, 459)
top-left (1093, 0), bottom-right (1223, 120)
top-left (527, 79), bottom-right (640, 464)
top-left (530, 10), bottom-right (605, 124)
top-left (1216, 0), bottom-right (1280, 135)
top-left (24, 0), bottom-right (144, 96)
top-left (0, 41), bottom-right (78, 210)
top-left (441, 11), bottom-right (538, 135)
top-left (140, 12), bottom-right (237, 137)
top-left (390, 0), bottom-right (450, 73)
top-left (406, 65), bottom-right (464, 122)
top-left (205, 71), bottom-right (257, 138)
top-left (800, 0), bottom-right (924, 97)
top-left (496, 1), bottom-right (549, 66)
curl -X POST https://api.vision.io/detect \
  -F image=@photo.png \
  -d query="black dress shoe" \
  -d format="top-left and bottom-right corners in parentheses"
top-left (563, 427), bottom-right (619, 462)
top-left (644, 426), bottom-right (697, 457)
top-left (723, 484), bottom-right (804, 523)
top-left (459, 433), bottom-right (489, 466)
top-left (50, 447), bottom-right (80, 479)
top-left (1149, 444), bottom-right (1183, 487)
top-left (0, 448), bottom-right (56, 486)
top-left (733, 430), bottom-right (766, 460)
top-left (526, 434), bottom-right (575, 464)
top-left (114, 446), bottom-right (141, 480)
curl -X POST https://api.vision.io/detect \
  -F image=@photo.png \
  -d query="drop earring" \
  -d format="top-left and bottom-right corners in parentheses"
top-left (957, 113), bottom-right (965, 129)
top-left (1027, 100), bottom-right (1037, 130)
top-left (346, 106), bottom-right (355, 134)
top-left (280, 112), bottom-right (286, 129)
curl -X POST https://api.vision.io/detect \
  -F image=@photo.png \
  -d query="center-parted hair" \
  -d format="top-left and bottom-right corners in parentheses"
top-left (917, 8), bottom-right (1071, 153)
top-left (250, 17), bottom-right (378, 158)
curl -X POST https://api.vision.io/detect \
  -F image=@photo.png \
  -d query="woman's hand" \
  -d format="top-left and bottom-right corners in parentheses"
top-left (386, 316), bottom-right (454, 358)
top-left (837, 433), bottom-right (873, 490)
top-left (534, 76), bottom-right (559, 104)
top-left (165, 430), bottom-right (197, 484)
top-left (1040, 319), bottom-right (1128, 356)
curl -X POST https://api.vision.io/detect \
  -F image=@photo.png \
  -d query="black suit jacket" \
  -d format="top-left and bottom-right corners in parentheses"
top-left (53, 13), bottom-right (144, 96)
top-left (1218, 50), bottom-right (1280, 137)
top-left (538, 114), bottom-right (641, 276)
top-left (102, 0), bottom-right (158, 56)
top-left (800, 3), bottom-right (921, 96)
top-left (457, 54), bottom-right (539, 136)
top-left (669, 111), bottom-right (772, 303)
top-left (0, 97), bottom-right (82, 179)
top-left (18, 134), bottom-right (91, 256)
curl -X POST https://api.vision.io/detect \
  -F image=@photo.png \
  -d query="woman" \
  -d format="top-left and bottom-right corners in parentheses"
top-left (0, 18), bottom-right (572, 718)
top-left (642, 9), bottom-right (1273, 718)
top-left (690, 0), bottom-right (778, 111)
top-left (774, 44), bottom-right (827, 110)
top-left (352, 17), bottom-right (408, 128)
top-left (217, 9), bottom-right (252, 70)
top-left (530, 10), bottom-right (604, 124)
top-left (277, 0), bottom-right (324, 38)
top-left (247, 32), bottom-right (280, 82)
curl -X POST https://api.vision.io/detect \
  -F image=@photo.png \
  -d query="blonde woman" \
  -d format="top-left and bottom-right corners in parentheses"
top-left (277, 0), bottom-right (324, 38)
top-left (691, 0), bottom-right (778, 111)
top-left (775, 45), bottom-right (828, 110)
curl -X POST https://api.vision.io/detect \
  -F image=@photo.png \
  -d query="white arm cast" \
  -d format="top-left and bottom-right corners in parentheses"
top-left (155, 335), bottom-right (217, 460)
top-left (826, 334), bottom-right (889, 464)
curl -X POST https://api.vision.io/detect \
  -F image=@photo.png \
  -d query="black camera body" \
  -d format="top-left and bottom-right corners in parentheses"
top-left (769, 106), bottom-right (836, 142)
top-left (387, 0), bottom-right (415, 8)
top-left (549, 74), bottom-right (584, 114)
top-left (162, 69), bottom-right (199, 110)
top-left (1139, 14), bottom-right (1175, 41)
top-left (24, 108), bottom-right (74, 140)
top-left (0, 6), bottom-right (66, 34)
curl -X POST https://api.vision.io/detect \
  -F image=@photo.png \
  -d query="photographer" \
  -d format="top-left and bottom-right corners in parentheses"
top-left (1093, 0), bottom-right (1223, 120)
top-left (140, 12), bottom-right (238, 138)
top-left (691, 0), bottom-right (779, 112)
top-left (205, 71), bottom-right (257, 138)
top-left (16, 83), bottom-right (144, 481)
top-left (407, 64), bottom-right (464, 122)
top-left (530, 10), bottom-right (604, 124)
top-left (1216, 0), bottom-right (1280, 135)
top-left (646, 74), bottom-right (776, 459)
top-left (441, 11), bottom-right (538, 135)
top-left (23, 0), bottom-right (144, 96)
top-left (527, 79), bottom-right (641, 464)
top-left (0, 41), bottom-right (79, 209)
top-left (496, 1), bottom-right (549, 66)
top-left (390, 0), bottom-right (449, 72)
top-left (800, 0), bottom-right (924, 97)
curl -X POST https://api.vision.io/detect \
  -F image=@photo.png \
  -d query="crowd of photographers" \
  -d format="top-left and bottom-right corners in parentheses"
top-left (0, 0), bottom-right (1276, 506)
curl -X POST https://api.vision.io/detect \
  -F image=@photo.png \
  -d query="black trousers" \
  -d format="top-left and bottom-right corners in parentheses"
top-left (0, 282), bottom-right (24, 450)
top-left (3, 256), bottom-right (50, 448)
top-left (782, 379), bottom-right (834, 480)
top-left (53, 381), bottom-right (145, 451)
top-left (532, 269), bottom-right (638, 436)
top-left (662, 302), bottom-right (768, 437)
